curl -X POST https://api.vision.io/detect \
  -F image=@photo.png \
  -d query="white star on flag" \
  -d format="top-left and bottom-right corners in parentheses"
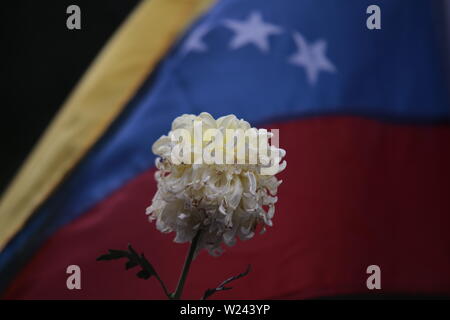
top-left (182, 24), bottom-right (211, 54)
top-left (224, 11), bottom-right (282, 52)
top-left (288, 32), bottom-right (336, 85)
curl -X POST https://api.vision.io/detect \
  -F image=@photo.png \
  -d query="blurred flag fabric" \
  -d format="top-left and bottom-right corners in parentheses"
top-left (1, 0), bottom-right (450, 299)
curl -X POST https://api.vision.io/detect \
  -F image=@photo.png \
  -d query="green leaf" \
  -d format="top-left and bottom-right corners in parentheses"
top-left (97, 246), bottom-right (157, 280)
top-left (128, 243), bottom-right (138, 257)
top-left (202, 265), bottom-right (251, 300)
top-left (136, 270), bottom-right (151, 279)
top-left (139, 254), bottom-right (157, 277)
top-left (125, 260), bottom-right (139, 270)
top-left (97, 244), bottom-right (170, 298)
top-left (96, 249), bottom-right (128, 261)
top-left (108, 249), bottom-right (129, 258)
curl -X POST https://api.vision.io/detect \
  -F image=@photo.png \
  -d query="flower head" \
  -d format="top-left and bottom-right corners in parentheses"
top-left (146, 112), bottom-right (286, 255)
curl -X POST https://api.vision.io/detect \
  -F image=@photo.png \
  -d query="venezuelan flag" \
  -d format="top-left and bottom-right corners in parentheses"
top-left (1, 0), bottom-right (450, 299)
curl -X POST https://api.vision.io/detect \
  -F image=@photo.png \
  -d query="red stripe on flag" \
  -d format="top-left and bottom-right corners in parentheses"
top-left (4, 116), bottom-right (450, 299)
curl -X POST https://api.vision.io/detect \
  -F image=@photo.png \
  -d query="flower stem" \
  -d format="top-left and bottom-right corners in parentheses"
top-left (172, 231), bottom-right (201, 300)
top-left (154, 273), bottom-right (171, 299)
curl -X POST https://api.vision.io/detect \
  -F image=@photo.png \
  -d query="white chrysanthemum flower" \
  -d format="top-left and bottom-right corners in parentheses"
top-left (146, 112), bottom-right (286, 255)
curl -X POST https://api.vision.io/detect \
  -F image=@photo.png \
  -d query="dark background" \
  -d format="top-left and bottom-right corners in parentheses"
top-left (0, 0), bottom-right (140, 194)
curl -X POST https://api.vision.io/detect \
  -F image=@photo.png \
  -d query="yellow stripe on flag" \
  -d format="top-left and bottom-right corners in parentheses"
top-left (0, 0), bottom-right (214, 251)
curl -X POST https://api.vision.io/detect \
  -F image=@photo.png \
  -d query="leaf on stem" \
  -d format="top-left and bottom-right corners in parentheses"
top-left (97, 249), bottom-right (128, 260)
top-left (96, 244), bottom-right (156, 279)
top-left (96, 243), bottom-right (172, 299)
top-left (201, 265), bottom-right (251, 300)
